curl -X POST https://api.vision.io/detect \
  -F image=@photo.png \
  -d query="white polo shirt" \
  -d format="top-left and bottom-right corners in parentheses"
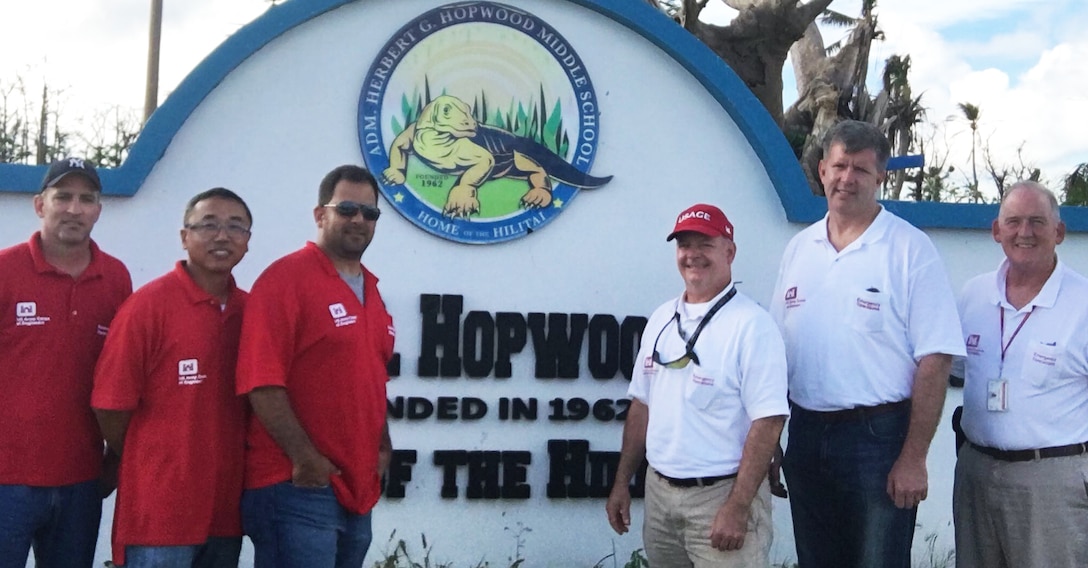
top-left (959, 260), bottom-right (1088, 450)
top-left (629, 283), bottom-right (789, 478)
top-left (770, 208), bottom-right (965, 411)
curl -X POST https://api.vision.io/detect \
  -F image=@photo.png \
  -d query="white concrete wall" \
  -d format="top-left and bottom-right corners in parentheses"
top-left (4, 0), bottom-right (1086, 565)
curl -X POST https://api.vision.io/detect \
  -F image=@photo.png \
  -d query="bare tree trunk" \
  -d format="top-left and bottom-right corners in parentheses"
top-left (686, 0), bottom-right (833, 126)
top-left (144, 0), bottom-right (163, 125)
top-left (36, 85), bottom-right (48, 165)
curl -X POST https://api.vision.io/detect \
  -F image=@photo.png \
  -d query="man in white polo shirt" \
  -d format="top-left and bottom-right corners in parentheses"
top-left (953, 181), bottom-right (1088, 568)
top-left (770, 120), bottom-right (964, 568)
top-left (606, 203), bottom-right (789, 567)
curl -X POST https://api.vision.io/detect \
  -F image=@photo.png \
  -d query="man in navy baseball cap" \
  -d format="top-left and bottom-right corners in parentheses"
top-left (40, 156), bottom-right (102, 192)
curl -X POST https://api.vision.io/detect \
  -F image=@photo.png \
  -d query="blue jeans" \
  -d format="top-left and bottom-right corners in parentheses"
top-left (242, 483), bottom-right (372, 568)
top-left (123, 536), bottom-right (242, 568)
top-left (0, 480), bottom-right (102, 568)
top-left (783, 404), bottom-right (917, 568)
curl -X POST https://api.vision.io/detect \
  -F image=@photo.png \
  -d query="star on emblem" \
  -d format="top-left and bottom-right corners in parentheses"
top-left (552, 198), bottom-right (564, 208)
top-left (394, 192), bottom-right (406, 204)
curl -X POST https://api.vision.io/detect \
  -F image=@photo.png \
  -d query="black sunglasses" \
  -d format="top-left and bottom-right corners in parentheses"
top-left (325, 201), bottom-right (380, 221)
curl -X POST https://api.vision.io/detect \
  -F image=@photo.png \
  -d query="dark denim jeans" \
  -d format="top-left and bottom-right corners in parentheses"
top-left (0, 480), bottom-right (101, 568)
top-left (123, 536), bottom-right (242, 568)
top-left (783, 404), bottom-right (917, 568)
top-left (242, 483), bottom-right (372, 568)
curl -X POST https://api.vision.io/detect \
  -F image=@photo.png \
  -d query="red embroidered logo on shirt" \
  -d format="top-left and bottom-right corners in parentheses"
top-left (856, 298), bottom-right (880, 311)
top-left (784, 287), bottom-right (804, 309)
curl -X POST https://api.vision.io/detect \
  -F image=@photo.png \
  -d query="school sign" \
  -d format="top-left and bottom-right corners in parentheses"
top-left (2, 0), bottom-right (1087, 565)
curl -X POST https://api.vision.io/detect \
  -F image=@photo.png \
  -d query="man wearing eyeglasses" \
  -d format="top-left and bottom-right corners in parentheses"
top-left (770, 120), bottom-right (964, 568)
top-left (236, 165), bottom-right (395, 567)
top-left (0, 157), bottom-right (131, 567)
top-left (91, 188), bottom-right (253, 567)
top-left (606, 204), bottom-right (789, 567)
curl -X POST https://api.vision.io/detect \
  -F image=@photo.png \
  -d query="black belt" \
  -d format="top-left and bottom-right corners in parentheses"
top-left (968, 441), bottom-right (1088, 462)
top-left (790, 399), bottom-right (910, 424)
top-left (655, 470), bottom-right (737, 488)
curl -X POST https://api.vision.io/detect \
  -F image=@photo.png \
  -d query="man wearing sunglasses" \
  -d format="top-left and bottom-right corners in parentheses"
top-left (92, 188), bottom-right (253, 567)
top-left (770, 121), bottom-right (964, 568)
top-left (606, 204), bottom-right (789, 567)
top-left (236, 165), bottom-right (395, 567)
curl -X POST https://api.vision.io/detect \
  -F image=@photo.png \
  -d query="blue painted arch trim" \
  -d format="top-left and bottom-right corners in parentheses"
top-left (1, 0), bottom-right (1083, 231)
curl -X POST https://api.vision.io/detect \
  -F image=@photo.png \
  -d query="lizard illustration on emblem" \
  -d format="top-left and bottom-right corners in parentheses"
top-left (381, 95), bottom-right (612, 218)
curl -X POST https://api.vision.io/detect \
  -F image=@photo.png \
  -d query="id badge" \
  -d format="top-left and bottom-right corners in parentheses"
top-left (987, 379), bottom-right (1008, 412)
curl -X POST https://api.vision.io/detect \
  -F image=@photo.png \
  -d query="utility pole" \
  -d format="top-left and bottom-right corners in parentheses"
top-left (143, 0), bottom-right (163, 125)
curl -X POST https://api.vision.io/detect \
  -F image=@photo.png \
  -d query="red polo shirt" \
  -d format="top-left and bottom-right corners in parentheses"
top-left (92, 262), bottom-right (247, 565)
top-left (237, 242), bottom-right (395, 515)
top-left (0, 233), bottom-right (131, 486)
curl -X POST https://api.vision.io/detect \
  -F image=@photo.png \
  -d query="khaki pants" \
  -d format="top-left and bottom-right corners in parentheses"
top-left (643, 469), bottom-right (772, 568)
top-left (953, 444), bottom-right (1088, 568)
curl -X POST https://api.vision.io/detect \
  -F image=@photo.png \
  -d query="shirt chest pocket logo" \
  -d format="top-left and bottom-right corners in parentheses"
top-left (685, 369), bottom-right (721, 410)
top-left (850, 289), bottom-right (887, 333)
top-left (1021, 341), bottom-right (1060, 387)
top-left (328, 303), bottom-right (358, 327)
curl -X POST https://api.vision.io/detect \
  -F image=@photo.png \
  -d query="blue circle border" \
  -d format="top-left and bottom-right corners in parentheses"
top-left (357, 1), bottom-right (601, 244)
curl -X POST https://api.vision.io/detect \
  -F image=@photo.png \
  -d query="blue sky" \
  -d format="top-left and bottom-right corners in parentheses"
top-left (2, 0), bottom-right (1085, 198)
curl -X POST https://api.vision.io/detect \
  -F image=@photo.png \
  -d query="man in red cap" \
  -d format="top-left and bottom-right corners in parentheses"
top-left (0, 157), bottom-right (132, 566)
top-left (606, 203), bottom-right (789, 566)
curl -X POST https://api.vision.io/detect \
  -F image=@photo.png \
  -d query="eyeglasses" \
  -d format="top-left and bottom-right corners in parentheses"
top-left (650, 286), bottom-right (738, 370)
top-left (325, 201), bottom-right (380, 221)
top-left (185, 221), bottom-right (251, 239)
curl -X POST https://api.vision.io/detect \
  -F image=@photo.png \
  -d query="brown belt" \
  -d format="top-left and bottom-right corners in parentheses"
top-left (968, 441), bottom-right (1088, 462)
top-left (655, 470), bottom-right (737, 488)
top-left (790, 399), bottom-right (911, 423)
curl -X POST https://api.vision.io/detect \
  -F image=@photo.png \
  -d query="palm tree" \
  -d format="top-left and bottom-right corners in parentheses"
top-left (957, 102), bottom-right (981, 202)
top-left (878, 54), bottom-right (926, 200)
top-left (1063, 162), bottom-right (1088, 206)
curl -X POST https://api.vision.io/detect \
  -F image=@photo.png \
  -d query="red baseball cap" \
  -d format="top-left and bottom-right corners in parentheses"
top-left (667, 203), bottom-right (734, 241)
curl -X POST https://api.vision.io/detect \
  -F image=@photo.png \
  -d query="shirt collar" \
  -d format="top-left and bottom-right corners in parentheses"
top-left (170, 260), bottom-right (242, 310)
top-left (27, 231), bottom-right (104, 280)
top-left (814, 205), bottom-right (891, 251)
top-left (678, 281), bottom-right (736, 322)
top-left (993, 257), bottom-right (1065, 311)
top-left (304, 241), bottom-right (380, 285)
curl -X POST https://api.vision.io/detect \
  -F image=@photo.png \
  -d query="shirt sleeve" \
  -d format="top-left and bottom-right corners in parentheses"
top-left (235, 266), bottom-right (300, 395)
top-left (92, 294), bottom-right (154, 411)
top-left (736, 311), bottom-right (790, 421)
top-left (627, 306), bottom-right (670, 404)
top-left (907, 239), bottom-right (967, 359)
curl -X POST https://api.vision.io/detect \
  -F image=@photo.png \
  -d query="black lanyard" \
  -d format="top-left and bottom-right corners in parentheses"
top-left (672, 286), bottom-right (737, 351)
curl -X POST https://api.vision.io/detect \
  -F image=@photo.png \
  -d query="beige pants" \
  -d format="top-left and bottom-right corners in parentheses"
top-left (643, 469), bottom-right (772, 568)
top-left (953, 444), bottom-right (1088, 568)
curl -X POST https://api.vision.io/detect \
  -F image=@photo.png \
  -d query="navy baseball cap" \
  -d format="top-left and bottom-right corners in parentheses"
top-left (40, 157), bottom-right (102, 192)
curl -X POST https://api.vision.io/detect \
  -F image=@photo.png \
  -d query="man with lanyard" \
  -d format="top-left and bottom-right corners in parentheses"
top-left (0, 157), bottom-right (131, 567)
top-left (237, 165), bottom-right (395, 567)
top-left (606, 203), bottom-right (788, 567)
top-left (92, 188), bottom-right (253, 567)
top-left (954, 181), bottom-right (1088, 568)
top-left (770, 120), bottom-right (964, 567)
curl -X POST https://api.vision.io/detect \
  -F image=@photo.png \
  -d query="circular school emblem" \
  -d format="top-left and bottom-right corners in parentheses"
top-left (358, 1), bottom-right (611, 244)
